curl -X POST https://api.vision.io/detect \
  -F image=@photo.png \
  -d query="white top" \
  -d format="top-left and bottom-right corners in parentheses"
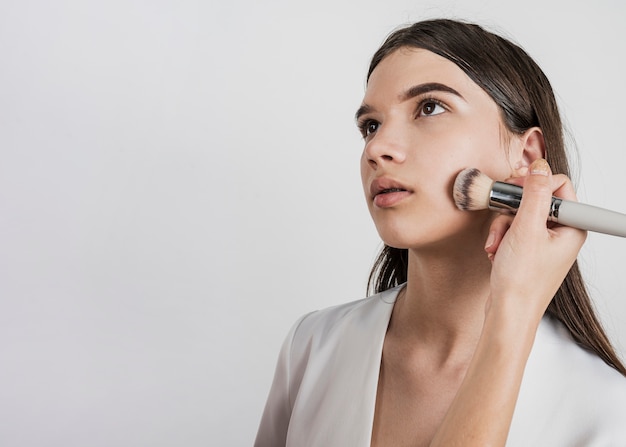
top-left (255, 286), bottom-right (626, 446)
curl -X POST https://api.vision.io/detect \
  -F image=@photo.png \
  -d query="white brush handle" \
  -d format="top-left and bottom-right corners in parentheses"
top-left (555, 200), bottom-right (626, 238)
top-left (490, 181), bottom-right (626, 238)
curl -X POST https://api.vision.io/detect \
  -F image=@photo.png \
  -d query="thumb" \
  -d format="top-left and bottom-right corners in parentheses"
top-left (515, 159), bottom-right (553, 230)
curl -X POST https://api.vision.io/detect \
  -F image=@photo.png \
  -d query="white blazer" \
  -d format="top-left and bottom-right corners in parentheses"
top-left (255, 286), bottom-right (626, 446)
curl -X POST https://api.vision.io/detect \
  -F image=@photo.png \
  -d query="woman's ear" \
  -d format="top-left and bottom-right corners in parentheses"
top-left (519, 127), bottom-right (546, 165)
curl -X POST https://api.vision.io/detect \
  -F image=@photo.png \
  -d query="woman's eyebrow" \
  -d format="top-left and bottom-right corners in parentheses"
top-left (355, 104), bottom-right (373, 122)
top-left (400, 82), bottom-right (465, 102)
top-left (355, 82), bottom-right (465, 122)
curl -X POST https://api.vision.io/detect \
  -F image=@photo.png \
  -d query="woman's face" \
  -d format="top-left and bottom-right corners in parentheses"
top-left (358, 47), bottom-right (521, 250)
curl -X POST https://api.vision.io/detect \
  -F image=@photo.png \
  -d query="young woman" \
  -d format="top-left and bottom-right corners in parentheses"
top-left (255, 19), bottom-right (626, 446)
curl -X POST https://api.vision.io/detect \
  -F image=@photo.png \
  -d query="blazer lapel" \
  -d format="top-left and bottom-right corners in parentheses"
top-left (287, 287), bottom-right (399, 446)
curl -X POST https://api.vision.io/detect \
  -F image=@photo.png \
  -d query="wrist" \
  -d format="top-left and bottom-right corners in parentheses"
top-left (483, 295), bottom-right (542, 351)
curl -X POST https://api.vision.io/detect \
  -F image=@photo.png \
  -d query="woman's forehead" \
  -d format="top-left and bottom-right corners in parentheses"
top-left (363, 48), bottom-right (489, 106)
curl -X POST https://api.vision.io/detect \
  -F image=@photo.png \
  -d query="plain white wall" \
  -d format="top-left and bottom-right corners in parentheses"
top-left (1, 0), bottom-right (625, 445)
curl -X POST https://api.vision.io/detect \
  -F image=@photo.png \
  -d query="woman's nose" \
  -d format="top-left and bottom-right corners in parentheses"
top-left (363, 125), bottom-right (408, 169)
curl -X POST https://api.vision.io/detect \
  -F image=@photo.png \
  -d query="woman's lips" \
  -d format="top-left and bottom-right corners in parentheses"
top-left (373, 189), bottom-right (412, 208)
top-left (370, 177), bottom-right (412, 208)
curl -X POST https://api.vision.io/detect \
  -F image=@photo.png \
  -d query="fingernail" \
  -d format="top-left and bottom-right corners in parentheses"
top-left (485, 231), bottom-right (496, 250)
top-left (530, 158), bottom-right (550, 176)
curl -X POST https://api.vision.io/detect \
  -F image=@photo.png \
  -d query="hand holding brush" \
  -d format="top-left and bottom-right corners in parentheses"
top-left (453, 165), bottom-right (626, 238)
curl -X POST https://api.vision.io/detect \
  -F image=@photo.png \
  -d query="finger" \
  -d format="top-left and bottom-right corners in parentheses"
top-left (506, 173), bottom-right (578, 201)
top-left (485, 214), bottom-right (513, 261)
top-left (550, 173), bottom-right (578, 202)
top-left (514, 159), bottom-right (554, 232)
top-left (544, 173), bottom-right (587, 243)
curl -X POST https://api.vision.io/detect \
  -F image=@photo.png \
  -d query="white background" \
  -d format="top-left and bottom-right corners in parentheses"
top-left (2, 0), bottom-right (626, 445)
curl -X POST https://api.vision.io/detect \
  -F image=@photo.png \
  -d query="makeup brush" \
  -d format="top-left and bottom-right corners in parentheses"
top-left (453, 168), bottom-right (626, 238)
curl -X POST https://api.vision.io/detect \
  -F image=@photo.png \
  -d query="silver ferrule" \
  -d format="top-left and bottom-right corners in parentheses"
top-left (549, 197), bottom-right (562, 222)
top-left (490, 181), bottom-right (562, 222)
top-left (489, 181), bottom-right (523, 214)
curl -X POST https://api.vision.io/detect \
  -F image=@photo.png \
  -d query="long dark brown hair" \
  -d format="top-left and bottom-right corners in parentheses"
top-left (365, 19), bottom-right (626, 375)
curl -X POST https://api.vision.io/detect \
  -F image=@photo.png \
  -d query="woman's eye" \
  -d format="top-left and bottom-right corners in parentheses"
top-left (418, 101), bottom-right (446, 117)
top-left (360, 120), bottom-right (379, 138)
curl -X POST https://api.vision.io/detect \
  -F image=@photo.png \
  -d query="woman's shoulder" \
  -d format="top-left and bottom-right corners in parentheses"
top-left (540, 316), bottom-right (626, 410)
top-left (535, 316), bottom-right (626, 391)
top-left (508, 316), bottom-right (626, 445)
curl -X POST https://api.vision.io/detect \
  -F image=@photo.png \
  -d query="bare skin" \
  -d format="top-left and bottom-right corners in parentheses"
top-left (359, 49), bottom-right (586, 446)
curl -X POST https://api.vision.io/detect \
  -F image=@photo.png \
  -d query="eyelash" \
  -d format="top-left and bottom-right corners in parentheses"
top-left (357, 96), bottom-right (448, 139)
top-left (357, 119), bottom-right (379, 139)
top-left (414, 97), bottom-right (447, 118)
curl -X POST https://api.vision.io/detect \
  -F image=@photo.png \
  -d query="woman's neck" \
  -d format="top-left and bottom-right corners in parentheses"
top-left (388, 241), bottom-right (493, 365)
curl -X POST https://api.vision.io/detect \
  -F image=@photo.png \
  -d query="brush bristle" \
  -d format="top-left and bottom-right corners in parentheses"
top-left (453, 168), bottom-right (493, 211)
